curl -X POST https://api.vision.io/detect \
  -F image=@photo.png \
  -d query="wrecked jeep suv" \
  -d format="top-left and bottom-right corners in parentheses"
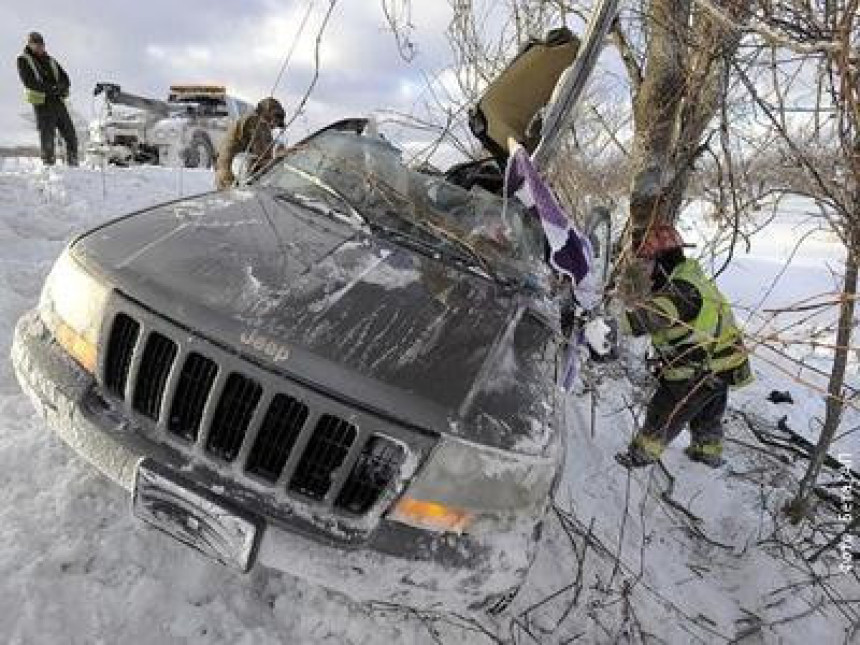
top-left (12, 119), bottom-right (566, 610)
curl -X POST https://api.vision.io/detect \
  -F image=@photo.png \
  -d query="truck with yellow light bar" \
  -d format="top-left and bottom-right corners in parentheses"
top-left (86, 82), bottom-right (252, 168)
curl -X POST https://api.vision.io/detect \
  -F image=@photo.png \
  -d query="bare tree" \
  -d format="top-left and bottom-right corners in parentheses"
top-left (617, 1), bottom-right (750, 240)
top-left (733, 0), bottom-right (860, 522)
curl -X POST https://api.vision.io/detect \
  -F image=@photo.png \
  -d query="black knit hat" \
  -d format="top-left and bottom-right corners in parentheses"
top-left (257, 97), bottom-right (286, 128)
top-left (28, 32), bottom-right (45, 45)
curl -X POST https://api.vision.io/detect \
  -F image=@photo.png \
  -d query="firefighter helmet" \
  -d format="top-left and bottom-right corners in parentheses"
top-left (634, 224), bottom-right (685, 259)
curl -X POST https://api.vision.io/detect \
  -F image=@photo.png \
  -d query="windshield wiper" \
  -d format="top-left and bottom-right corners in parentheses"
top-left (275, 191), bottom-right (365, 229)
top-left (276, 164), bottom-right (366, 226)
top-left (384, 205), bottom-right (515, 286)
top-left (372, 184), bottom-right (517, 286)
top-left (375, 211), bottom-right (517, 288)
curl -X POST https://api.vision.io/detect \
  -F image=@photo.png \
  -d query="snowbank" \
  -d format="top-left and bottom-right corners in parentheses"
top-left (0, 163), bottom-right (856, 643)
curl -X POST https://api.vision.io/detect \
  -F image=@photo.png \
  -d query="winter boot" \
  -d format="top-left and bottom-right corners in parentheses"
top-left (684, 444), bottom-right (725, 468)
top-left (615, 444), bottom-right (658, 468)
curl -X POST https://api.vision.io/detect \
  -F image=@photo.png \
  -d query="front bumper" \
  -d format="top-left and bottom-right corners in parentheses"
top-left (11, 309), bottom-right (535, 609)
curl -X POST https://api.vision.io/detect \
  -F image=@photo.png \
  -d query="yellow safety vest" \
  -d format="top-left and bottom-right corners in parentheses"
top-left (650, 259), bottom-right (752, 386)
top-left (21, 52), bottom-right (60, 105)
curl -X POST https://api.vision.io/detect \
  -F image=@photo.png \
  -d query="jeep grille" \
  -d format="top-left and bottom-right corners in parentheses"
top-left (103, 311), bottom-right (414, 520)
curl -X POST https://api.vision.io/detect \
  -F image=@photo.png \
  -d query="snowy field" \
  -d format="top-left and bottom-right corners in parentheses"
top-left (0, 161), bottom-right (857, 643)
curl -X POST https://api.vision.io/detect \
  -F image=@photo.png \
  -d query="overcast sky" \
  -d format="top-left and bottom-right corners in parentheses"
top-left (2, 0), bottom-right (455, 147)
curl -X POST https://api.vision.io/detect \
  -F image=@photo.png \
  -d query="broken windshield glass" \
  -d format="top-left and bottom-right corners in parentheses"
top-left (259, 131), bottom-right (548, 288)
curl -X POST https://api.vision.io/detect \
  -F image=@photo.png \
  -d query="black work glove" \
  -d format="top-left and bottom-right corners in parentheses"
top-left (615, 258), bottom-right (652, 305)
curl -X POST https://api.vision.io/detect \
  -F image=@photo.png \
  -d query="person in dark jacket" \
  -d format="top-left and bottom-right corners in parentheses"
top-left (16, 32), bottom-right (78, 166)
top-left (215, 97), bottom-right (285, 189)
top-left (615, 225), bottom-right (753, 469)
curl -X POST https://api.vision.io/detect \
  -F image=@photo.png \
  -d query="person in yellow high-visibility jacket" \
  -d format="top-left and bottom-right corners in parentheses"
top-left (615, 225), bottom-right (753, 469)
top-left (16, 32), bottom-right (78, 166)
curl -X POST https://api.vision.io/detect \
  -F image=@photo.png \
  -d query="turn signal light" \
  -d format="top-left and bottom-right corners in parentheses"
top-left (389, 496), bottom-right (472, 534)
top-left (55, 320), bottom-right (97, 374)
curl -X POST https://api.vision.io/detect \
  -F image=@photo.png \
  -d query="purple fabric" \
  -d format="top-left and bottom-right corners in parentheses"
top-left (505, 143), bottom-right (594, 392)
top-left (505, 144), bottom-right (592, 284)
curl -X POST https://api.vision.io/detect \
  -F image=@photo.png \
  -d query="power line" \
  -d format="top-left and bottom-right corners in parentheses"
top-left (270, 1), bottom-right (316, 96)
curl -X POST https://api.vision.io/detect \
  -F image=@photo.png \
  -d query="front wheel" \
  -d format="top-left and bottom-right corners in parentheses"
top-left (183, 132), bottom-right (215, 169)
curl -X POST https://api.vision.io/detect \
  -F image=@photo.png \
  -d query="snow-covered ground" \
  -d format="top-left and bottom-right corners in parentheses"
top-left (686, 197), bottom-right (858, 456)
top-left (0, 161), bottom-right (857, 643)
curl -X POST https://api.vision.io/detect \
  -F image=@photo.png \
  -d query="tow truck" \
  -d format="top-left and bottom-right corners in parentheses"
top-left (86, 83), bottom-right (252, 168)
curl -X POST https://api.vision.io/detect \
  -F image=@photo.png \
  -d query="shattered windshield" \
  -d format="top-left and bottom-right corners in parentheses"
top-left (258, 130), bottom-right (548, 288)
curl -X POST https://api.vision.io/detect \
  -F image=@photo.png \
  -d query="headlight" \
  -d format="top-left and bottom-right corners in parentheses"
top-left (389, 438), bottom-right (556, 536)
top-left (39, 249), bottom-right (110, 374)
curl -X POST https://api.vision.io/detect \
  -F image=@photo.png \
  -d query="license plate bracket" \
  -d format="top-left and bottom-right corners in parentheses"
top-left (133, 459), bottom-right (261, 572)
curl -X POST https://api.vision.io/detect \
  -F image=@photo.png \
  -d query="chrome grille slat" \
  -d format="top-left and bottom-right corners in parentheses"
top-left (195, 370), bottom-right (229, 453)
top-left (272, 410), bottom-right (321, 489)
top-left (323, 434), bottom-right (367, 506)
top-left (122, 322), bottom-right (147, 405)
top-left (157, 345), bottom-right (186, 432)
top-left (232, 390), bottom-right (274, 472)
top-left (153, 334), bottom-right (177, 415)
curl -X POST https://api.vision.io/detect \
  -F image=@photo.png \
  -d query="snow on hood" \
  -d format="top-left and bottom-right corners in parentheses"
top-left (73, 189), bottom-right (559, 454)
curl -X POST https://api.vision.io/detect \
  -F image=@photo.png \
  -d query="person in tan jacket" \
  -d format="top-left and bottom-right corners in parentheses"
top-left (215, 97), bottom-right (285, 189)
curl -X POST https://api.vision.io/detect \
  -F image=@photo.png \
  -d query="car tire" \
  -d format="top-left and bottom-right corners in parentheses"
top-left (183, 132), bottom-right (215, 169)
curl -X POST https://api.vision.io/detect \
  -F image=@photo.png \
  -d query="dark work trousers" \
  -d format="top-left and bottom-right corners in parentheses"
top-left (639, 373), bottom-right (728, 450)
top-left (34, 100), bottom-right (78, 165)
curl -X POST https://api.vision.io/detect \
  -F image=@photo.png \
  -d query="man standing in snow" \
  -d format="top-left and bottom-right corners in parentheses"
top-left (16, 32), bottom-right (78, 166)
top-left (615, 225), bottom-right (753, 469)
top-left (215, 97), bottom-right (286, 190)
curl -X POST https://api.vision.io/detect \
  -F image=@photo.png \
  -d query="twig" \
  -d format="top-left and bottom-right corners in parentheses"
top-left (808, 515), bottom-right (860, 563)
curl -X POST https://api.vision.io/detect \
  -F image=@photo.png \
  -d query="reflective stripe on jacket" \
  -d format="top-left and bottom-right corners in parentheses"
top-left (21, 52), bottom-right (60, 105)
top-left (650, 259), bottom-right (751, 385)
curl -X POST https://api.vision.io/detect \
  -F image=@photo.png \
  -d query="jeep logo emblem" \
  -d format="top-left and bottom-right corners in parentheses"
top-left (240, 329), bottom-right (290, 362)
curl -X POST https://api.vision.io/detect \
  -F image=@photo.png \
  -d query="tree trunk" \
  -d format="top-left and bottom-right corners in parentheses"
top-left (786, 218), bottom-right (859, 523)
top-left (628, 0), bottom-right (693, 233)
top-left (627, 0), bottom-right (747, 237)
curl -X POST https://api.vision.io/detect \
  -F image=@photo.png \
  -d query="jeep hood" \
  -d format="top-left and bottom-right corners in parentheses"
top-left (72, 190), bottom-right (558, 454)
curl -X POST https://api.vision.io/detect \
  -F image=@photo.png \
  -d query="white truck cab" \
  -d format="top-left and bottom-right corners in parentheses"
top-left (87, 83), bottom-right (252, 168)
